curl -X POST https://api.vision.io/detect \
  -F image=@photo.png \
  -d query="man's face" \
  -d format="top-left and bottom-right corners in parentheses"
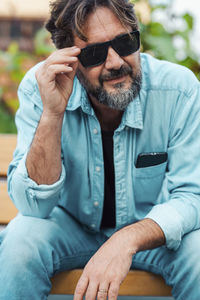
top-left (74, 7), bottom-right (142, 111)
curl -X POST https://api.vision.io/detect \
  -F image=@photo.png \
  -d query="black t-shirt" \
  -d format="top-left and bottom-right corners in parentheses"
top-left (100, 130), bottom-right (116, 228)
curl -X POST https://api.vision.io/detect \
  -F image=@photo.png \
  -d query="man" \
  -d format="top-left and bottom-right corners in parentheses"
top-left (0, 0), bottom-right (200, 299)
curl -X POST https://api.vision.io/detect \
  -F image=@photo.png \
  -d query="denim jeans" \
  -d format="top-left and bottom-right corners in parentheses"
top-left (0, 206), bottom-right (199, 300)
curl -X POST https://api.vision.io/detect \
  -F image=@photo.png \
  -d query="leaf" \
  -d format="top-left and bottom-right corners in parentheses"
top-left (0, 103), bottom-right (17, 133)
top-left (34, 28), bottom-right (55, 56)
top-left (149, 22), bottom-right (166, 36)
top-left (0, 87), bottom-right (3, 99)
top-left (183, 13), bottom-right (193, 30)
top-left (7, 42), bottom-right (18, 54)
top-left (5, 98), bottom-right (19, 113)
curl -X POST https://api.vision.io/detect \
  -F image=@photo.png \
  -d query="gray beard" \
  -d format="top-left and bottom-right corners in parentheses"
top-left (76, 66), bottom-right (142, 111)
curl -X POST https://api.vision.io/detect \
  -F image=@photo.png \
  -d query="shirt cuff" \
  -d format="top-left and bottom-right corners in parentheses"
top-left (145, 204), bottom-right (184, 250)
top-left (9, 151), bottom-right (66, 218)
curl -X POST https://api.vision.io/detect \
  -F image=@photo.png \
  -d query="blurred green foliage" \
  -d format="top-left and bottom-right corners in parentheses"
top-left (0, 28), bottom-right (54, 133)
top-left (0, 103), bottom-right (17, 133)
top-left (134, 0), bottom-right (200, 79)
top-left (0, 0), bottom-right (199, 133)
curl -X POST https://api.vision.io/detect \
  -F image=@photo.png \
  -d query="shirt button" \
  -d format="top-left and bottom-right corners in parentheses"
top-left (96, 166), bottom-right (101, 172)
top-left (91, 224), bottom-right (96, 228)
top-left (93, 128), bottom-right (98, 134)
top-left (94, 201), bottom-right (99, 207)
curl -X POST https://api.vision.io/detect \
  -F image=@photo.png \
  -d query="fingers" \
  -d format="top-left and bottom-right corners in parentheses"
top-left (36, 46), bottom-right (80, 82)
top-left (107, 282), bottom-right (120, 300)
top-left (66, 59), bottom-right (79, 81)
top-left (97, 282), bottom-right (110, 300)
top-left (74, 274), bottom-right (89, 300)
top-left (74, 276), bottom-right (120, 300)
top-left (97, 281), bottom-right (120, 300)
top-left (45, 64), bottom-right (73, 81)
top-left (85, 282), bottom-right (99, 300)
top-left (47, 47), bottom-right (80, 66)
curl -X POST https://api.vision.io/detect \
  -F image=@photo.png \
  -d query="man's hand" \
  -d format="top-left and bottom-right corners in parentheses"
top-left (35, 46), bottom-right (80, 117)
top-left (26, 46), bottom-right (81, 184)
top-left (73, 219), bottom-right (165, 300)
top-left (74, 229), bottom-right (134, 300)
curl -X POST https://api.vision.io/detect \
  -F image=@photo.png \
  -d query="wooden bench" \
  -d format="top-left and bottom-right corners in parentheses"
top-left (0, 133), bottom-right (172, 296)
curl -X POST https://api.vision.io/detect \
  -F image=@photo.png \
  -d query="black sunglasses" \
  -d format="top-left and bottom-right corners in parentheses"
top-left (78, 30), bottom-right (140, 68)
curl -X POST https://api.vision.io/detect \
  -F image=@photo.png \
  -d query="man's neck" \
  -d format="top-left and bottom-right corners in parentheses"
top-left (89, 95), bottom-right (123, 131)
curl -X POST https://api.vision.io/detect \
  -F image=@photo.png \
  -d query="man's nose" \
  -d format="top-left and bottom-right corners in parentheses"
top-left (104, 46), bottom-right (124, 70)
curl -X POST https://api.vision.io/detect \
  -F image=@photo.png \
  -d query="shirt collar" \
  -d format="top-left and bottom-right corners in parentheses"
top-left (121, 95), bottom-right (143, 130)
top-left (66, 77), bottom-right (94, 115)
top-left (66, 76), bottom-right (144, 130)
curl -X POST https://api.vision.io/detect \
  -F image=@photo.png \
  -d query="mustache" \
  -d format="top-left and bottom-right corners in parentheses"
top-left (99, 65), bottom-right (133, 84)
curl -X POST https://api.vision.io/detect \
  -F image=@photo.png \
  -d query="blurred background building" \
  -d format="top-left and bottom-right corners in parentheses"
top-left (0, 0), bottom-right (49, 51)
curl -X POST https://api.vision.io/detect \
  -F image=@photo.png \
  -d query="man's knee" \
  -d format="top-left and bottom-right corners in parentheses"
top-left (0, 214), bottom-right (59, 275)
top-left (2, 214), bottom-right (59, 244)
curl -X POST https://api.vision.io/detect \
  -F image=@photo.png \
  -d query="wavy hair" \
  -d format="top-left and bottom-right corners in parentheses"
top-left (45, 0), bottom-right (138, 49)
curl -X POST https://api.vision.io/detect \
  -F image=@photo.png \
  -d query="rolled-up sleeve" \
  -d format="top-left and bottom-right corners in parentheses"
top-left (8, 64), bottom-right (66, 218)
top-left (146, 82), bottom-right (200, 250)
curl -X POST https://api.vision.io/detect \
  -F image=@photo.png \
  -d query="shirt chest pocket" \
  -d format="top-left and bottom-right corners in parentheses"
top-left (133, 161), bottom-right (167, 206)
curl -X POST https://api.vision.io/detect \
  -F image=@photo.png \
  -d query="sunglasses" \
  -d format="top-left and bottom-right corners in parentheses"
top-left (78, 30), bottom-right (140, 68)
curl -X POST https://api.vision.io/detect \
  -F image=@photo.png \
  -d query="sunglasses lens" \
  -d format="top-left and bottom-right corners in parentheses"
top-left (113, 31), bottom-right (140, 57)
top-left (78, 31), bottom-right (140, 68)
top-left (78, 44), bottom-right (107, 68)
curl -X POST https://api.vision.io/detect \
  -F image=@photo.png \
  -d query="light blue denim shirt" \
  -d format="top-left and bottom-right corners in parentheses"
top-left (8, 53), bottom-right (200, 251)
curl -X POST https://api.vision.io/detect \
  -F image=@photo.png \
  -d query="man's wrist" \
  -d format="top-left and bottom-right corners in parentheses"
top-left (119, 218), bottom-right (166, 255)
top-left (42, 110), bottom-right (65, 125)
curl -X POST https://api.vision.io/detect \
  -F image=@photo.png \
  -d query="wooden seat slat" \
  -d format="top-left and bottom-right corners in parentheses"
top-left (0, 134), bottom-right (17, 177)
top-left (51, 269), bottom-right (172, 296)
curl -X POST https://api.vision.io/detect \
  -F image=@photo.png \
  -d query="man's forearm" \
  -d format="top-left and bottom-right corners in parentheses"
top-left (26, 113), bottom-right (64, 185)
top-left (119, 218), bottom-right (166, 255)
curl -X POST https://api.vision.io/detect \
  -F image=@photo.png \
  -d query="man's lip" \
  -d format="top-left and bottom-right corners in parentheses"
top-left (104, 75), bottom-right (127, 84)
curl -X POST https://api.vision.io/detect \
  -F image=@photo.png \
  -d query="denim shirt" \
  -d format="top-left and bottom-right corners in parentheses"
top-left (8, 53), bottom-right (200, 251)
